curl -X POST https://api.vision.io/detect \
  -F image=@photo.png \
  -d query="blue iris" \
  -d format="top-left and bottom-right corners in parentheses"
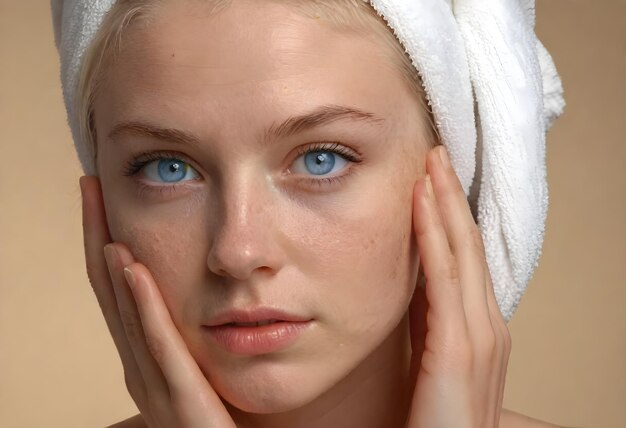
top-left (304, 151), bottom-right (336, 175)
top-left (141, 157), bottom-right (199, 184)
top-left (157, 159), bottom-right (188, 182)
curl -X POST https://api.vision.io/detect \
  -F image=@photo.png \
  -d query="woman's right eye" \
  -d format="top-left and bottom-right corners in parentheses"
top-left (140, 158), bottom-right (200, 183)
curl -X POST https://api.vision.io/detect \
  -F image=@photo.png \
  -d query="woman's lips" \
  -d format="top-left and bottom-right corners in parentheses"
top-left (203, 321), bottom-right (313, 356)
top-left (203, 307), bottom-right (313, 355)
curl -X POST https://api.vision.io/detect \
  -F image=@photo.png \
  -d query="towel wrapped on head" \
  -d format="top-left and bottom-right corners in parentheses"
top-left (51, 0), bottom-right (565, 322)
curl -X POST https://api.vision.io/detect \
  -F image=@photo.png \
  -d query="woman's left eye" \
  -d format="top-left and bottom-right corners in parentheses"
top-left (125, 156), bottom-right (200, 183)
top-left (290, 143), bottom-right (360, 179)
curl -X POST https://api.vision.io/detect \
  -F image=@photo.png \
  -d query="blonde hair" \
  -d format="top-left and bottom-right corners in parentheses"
top-left (77, 0), bottom-right (439, 172)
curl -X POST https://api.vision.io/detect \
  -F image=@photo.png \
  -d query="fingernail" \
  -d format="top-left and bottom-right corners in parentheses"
top-left (103, 244), bottom-right (116, 270)
top-left (424, 174), bottom-right (433, 198)
top-left (438, 146), bottom-right (450, 170)
top-left (124, 267), bottom-right (136, 291)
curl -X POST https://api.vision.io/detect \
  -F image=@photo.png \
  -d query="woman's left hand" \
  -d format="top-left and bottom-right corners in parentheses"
top-left (406, 145), bottom-right (512, 428)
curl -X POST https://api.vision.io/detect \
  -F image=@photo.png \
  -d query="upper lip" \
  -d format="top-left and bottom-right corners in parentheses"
top-left (205, 307), bottom-right (312, 327)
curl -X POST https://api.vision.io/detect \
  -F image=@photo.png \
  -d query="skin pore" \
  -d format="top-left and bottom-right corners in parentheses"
top-left (93, 0), bottom-right (428, 426)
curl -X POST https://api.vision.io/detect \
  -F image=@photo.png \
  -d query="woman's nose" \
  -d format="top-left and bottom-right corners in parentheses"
top-left (206, 176), bottom-right (283, 281)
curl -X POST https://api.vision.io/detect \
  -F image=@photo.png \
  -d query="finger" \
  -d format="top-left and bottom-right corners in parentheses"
top-left (428, 147), bottom-right (505, 422)
top-left (124, 263), bottom-right (235, 428)
top-left (80, 176), bottom-right (147, 404)
top-left (484, 272), bottom-right (512, 426)
top-left (496, 326), bottom-right (512, 426)
top-left (412, 174), bottom-right (468, 343)
top-left (408, 270), bottom-right (427, 386)
top-left (427, 146), bottom-right (492, 332)
top-left (103, 243), bottom-right (170, 404)
top-left (409, 263), bottom-right (427, 353)
top-left (481, 272), bottom-right (507, 426)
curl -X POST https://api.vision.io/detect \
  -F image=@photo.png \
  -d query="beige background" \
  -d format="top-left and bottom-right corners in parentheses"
top-left (1, 1), bottom-right (624, 427)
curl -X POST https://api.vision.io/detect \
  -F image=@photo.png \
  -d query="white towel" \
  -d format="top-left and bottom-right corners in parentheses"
top-left (51, 0), bottom-right (565, 322)
top-left (370, 0), bottom-right (565, 322)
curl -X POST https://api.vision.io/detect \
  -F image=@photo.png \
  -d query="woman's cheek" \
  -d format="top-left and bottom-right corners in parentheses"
top-left (105, 198), bottom-right (209, 310)
top-left (319, 174), bottom-right (416, 334)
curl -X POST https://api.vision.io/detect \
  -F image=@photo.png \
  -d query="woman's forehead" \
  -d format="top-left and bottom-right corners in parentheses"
top-left (113, 2), bottom-right (397, 84)
top-left (96, 0), bottom-right (418, 141)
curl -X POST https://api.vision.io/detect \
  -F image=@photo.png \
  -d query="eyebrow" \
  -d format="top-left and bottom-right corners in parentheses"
top-left (263, 104), bottom-right (385, 144)
top-left (107, 104), bottom-right (385, 147)
top-left (108, 120), bottom-right (203, 146)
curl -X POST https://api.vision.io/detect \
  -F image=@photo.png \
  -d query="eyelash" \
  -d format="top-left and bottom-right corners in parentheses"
top-left (291, 141), bottom-right (362, 188)
top-left (122, 142), bottom-right (363, 194)
top-left (122, 150), bottom-right (198, 198)
top-left (122, 150), bottom-right (194, 177)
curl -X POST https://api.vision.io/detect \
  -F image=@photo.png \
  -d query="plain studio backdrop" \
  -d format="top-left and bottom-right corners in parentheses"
top-left (1, 1), bottom-right (624, 427)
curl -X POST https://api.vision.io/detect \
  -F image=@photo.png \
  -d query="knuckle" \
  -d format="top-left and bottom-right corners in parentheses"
top-left (120, 309), bottom-right (142, 343)
top-left (145, 334), bottom-right (165, 364)
top-left (490, 311), bottom-right (513, 354)
top-left (468, 227), bottom-right (486, 257)
top-left (97, 298), bottom-right (116, 321)
top-left (450, 182), bottom-right (465, 199)
top-left (438, 255), bottom-right (460, 283)
top-left (424, 198), bottom-right (445, 231)
top-left (451, 338), bottom-right (474, 373)
top-left (124, 371), bottom-right (141, 400)
top-left (147, 393), bottom-right (167, 419)
top-left (454, 337), bottom-right (474, 362)
top-left (426, 330), bottom-right (473, 374)
top-left (423, 345), bottom-right (473, 377)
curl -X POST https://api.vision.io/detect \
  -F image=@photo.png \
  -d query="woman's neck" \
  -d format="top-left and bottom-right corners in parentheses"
top-left (227, 313), bottom-right (413, 428)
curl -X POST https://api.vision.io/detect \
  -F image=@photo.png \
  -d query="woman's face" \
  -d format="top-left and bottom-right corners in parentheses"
top-left (95, 0), bottom-right (428, 414)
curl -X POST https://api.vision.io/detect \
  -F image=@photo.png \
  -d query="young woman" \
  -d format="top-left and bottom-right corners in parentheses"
top-left (60, 0), bottom-right (566, 426)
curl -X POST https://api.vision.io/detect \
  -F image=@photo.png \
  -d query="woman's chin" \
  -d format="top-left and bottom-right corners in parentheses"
top-left (216, 380), bottom-right (319, 414)
top-left (204, 362), bottom-right (329, 415)
top-left (221, 392), bottom-right (308, 414)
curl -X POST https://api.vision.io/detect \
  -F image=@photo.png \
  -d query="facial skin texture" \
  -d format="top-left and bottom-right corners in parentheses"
top-left (94, 0), bottom-right (429, 426)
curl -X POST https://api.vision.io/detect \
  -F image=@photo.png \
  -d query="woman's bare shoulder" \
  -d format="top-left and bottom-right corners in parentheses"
top-left (501, 408), bottom-right (577, 428)
top-left (106, 414), bottom-right (146, 428)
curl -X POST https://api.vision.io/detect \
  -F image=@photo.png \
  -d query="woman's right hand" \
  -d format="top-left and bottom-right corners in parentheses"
top-left (80, 176), bottom-right (236, 428)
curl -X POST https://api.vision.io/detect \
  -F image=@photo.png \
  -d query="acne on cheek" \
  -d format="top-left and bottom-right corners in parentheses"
top-left (108, 210), bottom-right (208, 300)
top-left (105, 190), bottom-right (209, 269)
top-left (322, 208), bottom-right (414, 335)
top-left (359, 164), bottom-right (419, 283)
top-left (332, 169), bottom-right (415, 274)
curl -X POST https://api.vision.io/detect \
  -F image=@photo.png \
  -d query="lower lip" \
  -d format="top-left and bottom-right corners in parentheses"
top-left (203, 321), bottom-right (312, 356)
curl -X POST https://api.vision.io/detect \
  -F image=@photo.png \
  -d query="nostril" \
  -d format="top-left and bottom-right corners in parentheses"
top-left (216, 268), bottom-right (229, 278)
top-left (206, 227), bottom-right (282, 281)
top-left (207, 251), bottom-right (276, 281)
